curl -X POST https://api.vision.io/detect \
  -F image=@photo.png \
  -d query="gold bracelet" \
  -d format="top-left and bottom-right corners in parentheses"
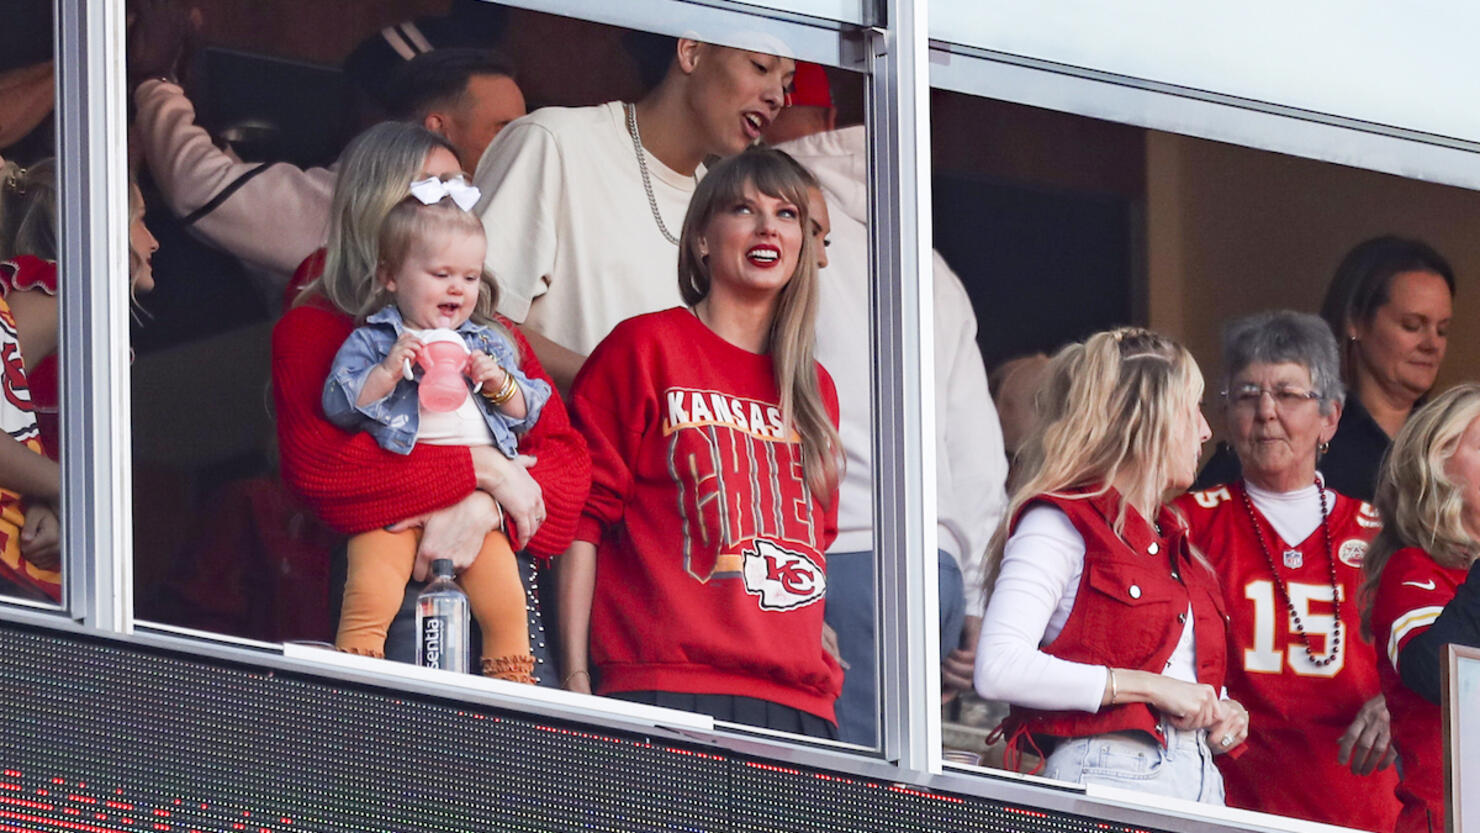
top-left (562, 669), bottom-right (590, 687)
top-left (490, 371), bottom-right (518, 406)
top-left (1107, 667), bottom-right (1119, 705)
top-left (482, 368), bottom-right (519, 406)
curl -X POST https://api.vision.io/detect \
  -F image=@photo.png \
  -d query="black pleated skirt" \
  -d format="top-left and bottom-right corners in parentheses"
top-left (609, 690), bottom-right (839, 740)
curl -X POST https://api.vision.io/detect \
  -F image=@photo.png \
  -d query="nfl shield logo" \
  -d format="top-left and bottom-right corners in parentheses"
top-left (1283, 549), bottom-right (1303, 569)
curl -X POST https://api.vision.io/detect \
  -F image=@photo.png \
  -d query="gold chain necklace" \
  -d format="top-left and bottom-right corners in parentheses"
top-left (625, 102), bottom-right (682, 246)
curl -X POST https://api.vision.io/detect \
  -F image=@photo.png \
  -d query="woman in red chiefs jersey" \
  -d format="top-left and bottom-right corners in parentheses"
top-left (559, 148), bottom-right (845, 738)
top-left (974, 327), bottom-right (1246, 803)
top-left (1175, 311), bottom-right (1399, 830)
top-left (271, 123), bottom-right (590, 675)
top-left (0, 157), bottom-right (159, 603)
top-left (1364, 384), bottom-right (1480, 833)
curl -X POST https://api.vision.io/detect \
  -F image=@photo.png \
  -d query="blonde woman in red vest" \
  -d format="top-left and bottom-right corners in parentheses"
top-left (974, 327), bottom-right (1248, 803)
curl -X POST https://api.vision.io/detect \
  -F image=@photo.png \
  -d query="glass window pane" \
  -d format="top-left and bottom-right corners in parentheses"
top-left (937, 88), bottom-right (1142, 771)
top-left (712, 0), bottom-right (870, 25)
top-left (940, 82), bottom-right (1480, 833)
top-left (0, 2), bottom-right (63, 610)
top-left (773, 64), bottom-right (881, 750)
top-left (125, 0), bottom-right (876, 748)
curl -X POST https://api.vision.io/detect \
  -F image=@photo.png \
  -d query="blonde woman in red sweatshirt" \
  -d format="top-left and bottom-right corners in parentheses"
top-left (560, 148), bottom-right (845, 737)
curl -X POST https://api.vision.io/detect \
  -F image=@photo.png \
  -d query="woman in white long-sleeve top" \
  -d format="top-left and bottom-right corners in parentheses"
top-left (974, 326), bottom-right (1248, 804)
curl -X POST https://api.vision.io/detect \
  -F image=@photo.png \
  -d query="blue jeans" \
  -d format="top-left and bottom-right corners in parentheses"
top-left (1042, 724), bottom-right (1226, 805)
top-left (823, 549), bottom-right (966, 747)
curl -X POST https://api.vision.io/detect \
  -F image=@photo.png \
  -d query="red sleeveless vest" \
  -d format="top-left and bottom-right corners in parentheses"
top-left (1001, 488), bottom-right (1231, 751)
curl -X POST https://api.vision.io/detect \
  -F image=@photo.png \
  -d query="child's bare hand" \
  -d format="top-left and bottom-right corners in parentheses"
top-left (466, 350), bottom-right (507, 390)
top-left (380, 332), bottom-right (423, 379)
top-left (21, 502), bottom-right (60, 570)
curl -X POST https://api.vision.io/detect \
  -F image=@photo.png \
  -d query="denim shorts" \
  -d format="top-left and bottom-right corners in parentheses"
top-left (1042, 724), bottom-right (1225, 805)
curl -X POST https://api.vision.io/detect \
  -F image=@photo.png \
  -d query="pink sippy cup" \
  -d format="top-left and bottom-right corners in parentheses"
top-left (405, 329), bottom-right (472, 412)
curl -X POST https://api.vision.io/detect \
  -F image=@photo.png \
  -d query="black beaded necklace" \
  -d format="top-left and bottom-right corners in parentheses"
top-left (1237, 479), bottom-right (1343, 667)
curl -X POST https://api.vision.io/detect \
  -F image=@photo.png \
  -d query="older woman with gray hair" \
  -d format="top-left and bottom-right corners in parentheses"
top-left (1174, 311), bottom-right (1401, 831)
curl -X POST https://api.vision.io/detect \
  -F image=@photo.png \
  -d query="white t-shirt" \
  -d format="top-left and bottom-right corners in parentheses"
top-left (1244, 478), bottom-right (1333, 546)
top-left (472, 101), bottom-right (698, 355)
top-left (417, 395), bottom-right (494, 448)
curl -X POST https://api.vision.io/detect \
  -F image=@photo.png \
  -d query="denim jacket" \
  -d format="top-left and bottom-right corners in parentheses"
top-left (322, 306), bottom-right (550, 457)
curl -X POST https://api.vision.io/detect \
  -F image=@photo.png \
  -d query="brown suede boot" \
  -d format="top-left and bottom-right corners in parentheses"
top-left (482, 653), bottom-right (536, 684)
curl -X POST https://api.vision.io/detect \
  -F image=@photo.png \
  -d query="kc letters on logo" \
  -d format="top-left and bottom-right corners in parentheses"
top-left (664, 386), bottom-right (826, 611)
top-left (742, 539), bottom-right (826, 610)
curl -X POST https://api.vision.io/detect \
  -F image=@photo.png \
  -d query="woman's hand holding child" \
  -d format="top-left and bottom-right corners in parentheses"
top-left (470, 447), bottom-right (543, 543)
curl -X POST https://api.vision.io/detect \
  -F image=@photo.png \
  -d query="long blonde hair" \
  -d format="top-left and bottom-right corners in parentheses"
top-left (0, 157), bottom-right (57, 261)
top-left (297, 122), bottom-right (458, 315)
top-left (1361, 383), bottom-right (1480, 638)
top-left (677, 147), bottom-right (840, 499)
top-left (982, 327), bottom-right (1205, 596)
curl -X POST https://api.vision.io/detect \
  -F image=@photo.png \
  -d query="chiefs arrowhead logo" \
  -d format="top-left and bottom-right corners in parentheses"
top-left (1338, 539), bottom-right (1368, 568)
top-left (741, 539), bottom-right (826, 611)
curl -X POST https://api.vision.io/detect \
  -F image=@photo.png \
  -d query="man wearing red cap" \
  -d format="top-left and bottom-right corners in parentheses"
top-left (471, 37), bottom-right (796, 395)
top-left (764, 60), bottom-right (836, 146)
top-left (768, 64), bottom-right (1009, 747)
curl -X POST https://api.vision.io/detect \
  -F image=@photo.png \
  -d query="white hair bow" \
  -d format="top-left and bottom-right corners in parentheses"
top-left (408, 175), bottom-right (481, 211)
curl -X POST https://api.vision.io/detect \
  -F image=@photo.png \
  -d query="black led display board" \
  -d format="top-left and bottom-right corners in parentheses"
top-left (0, 621), bottom-right (1170, 833)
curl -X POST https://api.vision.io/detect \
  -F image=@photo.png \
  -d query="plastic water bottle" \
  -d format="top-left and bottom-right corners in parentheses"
top-left (416, 559), bottom-right (469, 673)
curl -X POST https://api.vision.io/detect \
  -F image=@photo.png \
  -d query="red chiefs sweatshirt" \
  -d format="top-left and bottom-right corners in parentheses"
top-left (571, 308), bottom-right (843, 721)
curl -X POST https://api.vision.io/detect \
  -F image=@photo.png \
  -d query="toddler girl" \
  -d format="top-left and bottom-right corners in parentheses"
top-left (322, 177), bottom-right (549, 683)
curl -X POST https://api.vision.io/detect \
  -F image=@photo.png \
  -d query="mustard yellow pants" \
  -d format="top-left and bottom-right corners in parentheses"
top-left (335, 528), bottom-right (534, 682)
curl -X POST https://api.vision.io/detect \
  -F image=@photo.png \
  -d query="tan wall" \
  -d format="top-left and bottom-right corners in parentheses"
top-left (1145, 130), bottom-right (1480, 436)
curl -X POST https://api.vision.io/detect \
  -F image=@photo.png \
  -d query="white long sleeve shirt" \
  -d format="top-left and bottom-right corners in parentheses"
top-left (1244, 478), bottom-right (1332, 546)
top-left (133, 79), bottom-right (336, 288)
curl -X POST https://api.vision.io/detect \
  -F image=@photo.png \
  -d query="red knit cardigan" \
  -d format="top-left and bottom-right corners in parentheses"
top-left (271, 252), bottom-right (589, 559)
